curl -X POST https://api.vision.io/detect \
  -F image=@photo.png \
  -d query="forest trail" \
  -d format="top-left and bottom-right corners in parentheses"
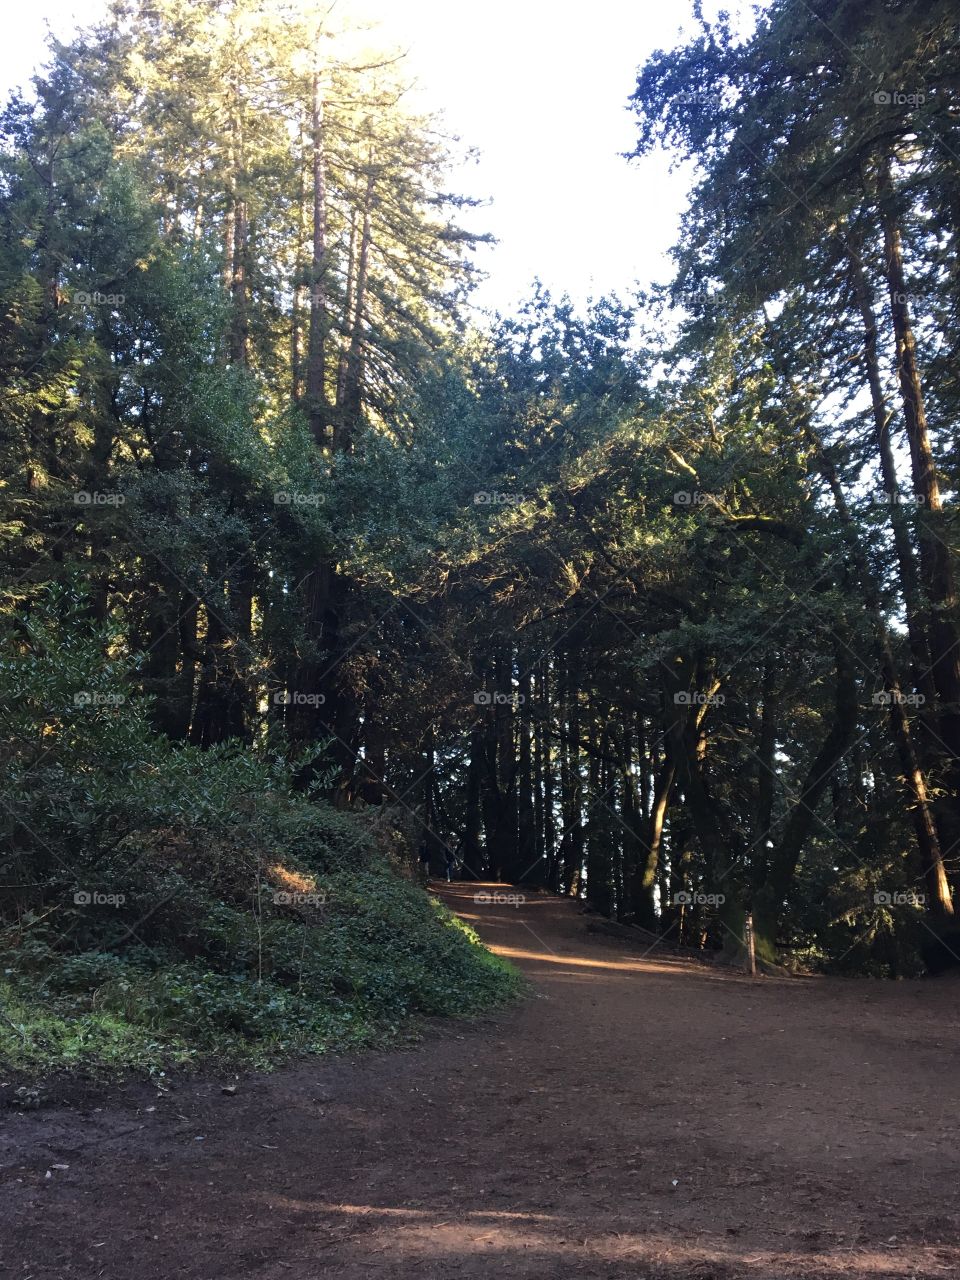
top-left (4, 882), bottom-right (960, 1280)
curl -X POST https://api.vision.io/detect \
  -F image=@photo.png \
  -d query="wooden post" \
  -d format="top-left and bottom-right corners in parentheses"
top-left (745, 911), bottom-right (757, 977)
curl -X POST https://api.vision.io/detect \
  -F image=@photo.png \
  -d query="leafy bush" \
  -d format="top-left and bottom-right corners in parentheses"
top-left (0, 591), bottom-right (520, 1075)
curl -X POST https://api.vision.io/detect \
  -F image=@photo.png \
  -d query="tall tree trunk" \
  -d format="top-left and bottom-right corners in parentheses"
top-left (559, 651), bottom-right (585, 894)
top-left (809, 425), bottom-right (953, 919)
top-left (358, 689), bottom-right (386, 803)
top-left (290, 74), bottom-right (344, 793)
top-left (663, 661), bottom-right (744, 954)
top-left (541, 665), bottom-right (558, 890)
top-left (290, 117), bottom-right (307, 406)
top-left (751, 661), bottom-right (778, 893)
top-left (306, 74), bottom-right (328, 445)
top-left (142, 572), bottom-right (188, 737)
top-left (190, 597), bottom-right (231, 748)
top-left (585, 702), bottom-right (614, 916)
top-left (463, 721), bottom-right (485, 878)
top-left (517, 667), bottom-right (538, 882)
top-left (847, 248), bottom-right (935, 707)
top-left (634, 755), bottom-right (675, 929)
top-left (618, 716), bottom-right (644, 922)
top-left (752, 645), bottom-right (858, 963)
top-left (493, 647), bottom-right (520, 879)
top-left (336, 167), bottom-right (375, 451)
top-left (336, 205), bottom-right (358, 410)
top-left (533, 668), bottom-right (546, 881)
top-left (878, 157), bottom-right (960, 795)
top-left (229, 197), bottom-right (249, 367)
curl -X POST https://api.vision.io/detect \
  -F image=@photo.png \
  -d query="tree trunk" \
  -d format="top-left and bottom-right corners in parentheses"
top-left (541, 665), bottom-right (558, 890)
top-left (517, 667), bottom-right (538, 882)
top-left (306, 74), bottom-right (328, 444)
top-left (634, 757), bottom-right (675, 929)
top-left (336, 167), bottom-right (375, 450)
top-left (809, 426), bottom-right (953, 919)
top-left (753, 645), bottom-right (858, 963)
top-left (847, 247), bottom-right (935, 707)
top-left (559, 651), bottom-right (585, 893)
top-left (229, 197), bottom-right (249, 367)
top-left (878, 157), bottom-right (960, 791)
top-left (585, 703), bottom-right (614, 916)
top-left (463, 722), bottom-right (485, 878)
top-left (493, 647), bottom-right (520, 879)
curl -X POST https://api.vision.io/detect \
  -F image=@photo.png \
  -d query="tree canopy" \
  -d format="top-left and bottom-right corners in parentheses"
top-left (3, 0), bottom-right (960, 996)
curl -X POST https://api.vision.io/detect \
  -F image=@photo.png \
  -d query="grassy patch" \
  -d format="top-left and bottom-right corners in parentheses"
top-left (1, 876), bottom-right (521, 1079)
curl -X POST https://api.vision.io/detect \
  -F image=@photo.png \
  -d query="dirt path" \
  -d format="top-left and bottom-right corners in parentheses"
top-left (3, 883), bottom-right (959, 1279)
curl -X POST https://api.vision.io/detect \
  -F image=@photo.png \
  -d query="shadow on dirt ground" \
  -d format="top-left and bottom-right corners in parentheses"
top-left (2, 881), bottom-right (958, 1279)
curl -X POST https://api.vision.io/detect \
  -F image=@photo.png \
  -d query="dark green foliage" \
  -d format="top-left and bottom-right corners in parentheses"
top-left (0, 589), bottom-right (519, 1073)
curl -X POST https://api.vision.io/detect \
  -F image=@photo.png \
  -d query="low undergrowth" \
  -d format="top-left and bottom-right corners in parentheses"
top-left (0, 594), bottom-right (521, 1079)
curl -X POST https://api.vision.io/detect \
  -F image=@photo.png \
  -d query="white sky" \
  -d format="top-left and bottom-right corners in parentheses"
top-left (0, 0), bottom-right (754, 315)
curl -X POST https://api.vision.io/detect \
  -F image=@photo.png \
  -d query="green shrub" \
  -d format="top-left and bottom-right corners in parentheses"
top-left (0, 590), bottom-right (520, 1076)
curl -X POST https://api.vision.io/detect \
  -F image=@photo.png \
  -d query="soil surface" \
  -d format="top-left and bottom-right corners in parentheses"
top-left (3, 882), bottom-right (959, 1279)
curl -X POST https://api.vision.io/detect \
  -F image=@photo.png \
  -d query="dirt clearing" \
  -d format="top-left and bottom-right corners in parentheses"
top-left (2, 882), bottom-right (958, 1279)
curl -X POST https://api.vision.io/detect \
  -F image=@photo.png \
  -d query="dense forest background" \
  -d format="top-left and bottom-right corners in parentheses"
top-left (3, 0), bottom-right (960, 1069)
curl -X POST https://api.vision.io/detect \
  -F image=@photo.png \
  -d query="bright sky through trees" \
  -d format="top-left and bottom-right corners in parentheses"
top-left (0, 0), bottom-right (753, 314)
